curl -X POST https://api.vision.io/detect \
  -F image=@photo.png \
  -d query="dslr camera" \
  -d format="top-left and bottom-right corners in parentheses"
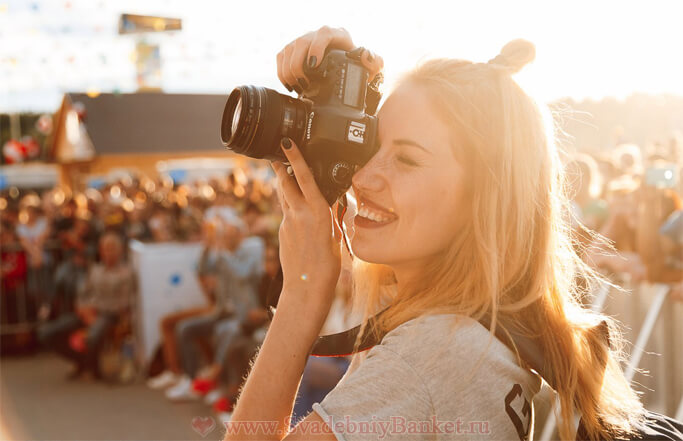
top-left (221, 48), bottom-right (382, 205)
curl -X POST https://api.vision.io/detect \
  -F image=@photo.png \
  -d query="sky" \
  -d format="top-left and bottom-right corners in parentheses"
top-left (1, 0), bottom-right (682, 113)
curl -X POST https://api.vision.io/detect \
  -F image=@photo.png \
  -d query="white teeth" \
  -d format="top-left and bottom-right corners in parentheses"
top-left (358, 206), bottom-right (393, 223)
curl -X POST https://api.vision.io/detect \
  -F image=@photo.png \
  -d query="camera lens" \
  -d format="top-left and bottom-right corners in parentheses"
top-left (221, 86), bottom-right (309, 161)
top-left (231, 98), bottom-right (242, 135)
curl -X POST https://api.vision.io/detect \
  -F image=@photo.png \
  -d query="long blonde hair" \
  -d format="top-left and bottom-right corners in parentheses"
top-left (350, 39), bottom-right (646, 440)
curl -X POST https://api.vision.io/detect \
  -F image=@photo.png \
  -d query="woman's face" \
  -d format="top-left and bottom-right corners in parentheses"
top-left (350, 81), bottom-right (465, 271)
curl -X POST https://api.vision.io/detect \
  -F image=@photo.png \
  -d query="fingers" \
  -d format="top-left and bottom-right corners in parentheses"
top-left (307, 26), bottom-right (354, 69)
top-left (279, 137), bottom-right (328, 210)
top-left (289, 39), bottom-right (311, 90)
top-left (278, 27), bottom-right (356, 92)
top-left (275, 184), bottom-right (289, 212)
top-left (271, 161), bottom-right (301, 212)
top-left (361, 49), bottom-right (384, 83)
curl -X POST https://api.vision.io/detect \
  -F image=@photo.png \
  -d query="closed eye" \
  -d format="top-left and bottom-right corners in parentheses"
top-left (397, 155), bottom-right (419, 166)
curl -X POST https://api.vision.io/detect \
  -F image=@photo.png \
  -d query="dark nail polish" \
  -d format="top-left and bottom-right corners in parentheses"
top-left (293, 85), bottom-right (303, 95)
top-left (285, 84), bottom-right (293, 92)
top-left (281, 137), bottom-right (292, 150)
top-left (297, 78), bottom-right (309, 90)
top-left (308, 55), bottom-right (317, 68)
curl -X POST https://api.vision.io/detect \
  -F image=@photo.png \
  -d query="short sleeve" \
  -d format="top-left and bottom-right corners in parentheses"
top-left (311, 344), bottom-right (433, 441)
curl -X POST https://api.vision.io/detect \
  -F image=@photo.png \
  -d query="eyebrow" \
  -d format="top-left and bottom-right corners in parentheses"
top-left (393, 138), bottom-right (432, 155)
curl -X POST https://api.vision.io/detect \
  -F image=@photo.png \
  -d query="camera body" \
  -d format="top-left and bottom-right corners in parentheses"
top-left (221, 49), bottom-right (381, 205)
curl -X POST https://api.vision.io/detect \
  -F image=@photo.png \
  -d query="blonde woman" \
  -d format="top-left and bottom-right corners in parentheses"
top-left (223, 27), bottom-right (646, 441)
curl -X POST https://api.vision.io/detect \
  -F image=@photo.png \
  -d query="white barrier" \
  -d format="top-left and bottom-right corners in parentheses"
top-left (129, 240), bottom-right (209, 367)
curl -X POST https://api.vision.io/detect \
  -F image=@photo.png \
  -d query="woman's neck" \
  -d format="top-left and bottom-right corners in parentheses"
top-left (390, 260), bottom-right (429, 297)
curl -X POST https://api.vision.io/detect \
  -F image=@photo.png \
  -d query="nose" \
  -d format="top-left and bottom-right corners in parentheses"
top-left (351, 147), bottom-right (388, 195)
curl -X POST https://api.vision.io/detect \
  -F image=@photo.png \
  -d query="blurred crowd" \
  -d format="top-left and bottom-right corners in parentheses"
top-left (1, 168), bottom-right (281, 316)
top-left (0, 164), bottom-right (354, 424)
top-left (0, 138), bottom-right (681, 423)
top-left (566, 140), bottom-right (682, 297)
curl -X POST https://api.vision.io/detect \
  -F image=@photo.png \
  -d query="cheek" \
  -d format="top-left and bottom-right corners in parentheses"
top-left (399, 174), bottom-right (463, 244)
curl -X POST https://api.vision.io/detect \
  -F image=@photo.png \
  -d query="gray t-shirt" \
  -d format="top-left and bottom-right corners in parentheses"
top-left (312, 313), bottom-right (542, 441)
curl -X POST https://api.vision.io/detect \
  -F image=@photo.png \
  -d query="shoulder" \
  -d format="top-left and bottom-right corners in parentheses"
top-left (379, 313), bottom-right (494, 362)
top-left (345, 314), bottom-right (498, 395)
top-left (377, 313), bottom-right (541, 400)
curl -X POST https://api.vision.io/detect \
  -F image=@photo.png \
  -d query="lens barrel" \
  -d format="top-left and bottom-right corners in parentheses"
top-left (221, 86), bottom-right (308, 161)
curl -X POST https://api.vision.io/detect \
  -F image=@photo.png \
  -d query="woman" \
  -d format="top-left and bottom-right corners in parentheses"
top-left (223, 27), bottom-right (646, 441)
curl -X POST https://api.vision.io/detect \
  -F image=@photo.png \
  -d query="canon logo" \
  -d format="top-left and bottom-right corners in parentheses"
top-left (306, 111), bottom-right (315, 140)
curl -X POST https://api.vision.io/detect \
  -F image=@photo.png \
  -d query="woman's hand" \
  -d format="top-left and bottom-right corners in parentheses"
top-left (276, 25), bottom-right (383, 93)
top-left (271, 137), bottom-right (342, 325)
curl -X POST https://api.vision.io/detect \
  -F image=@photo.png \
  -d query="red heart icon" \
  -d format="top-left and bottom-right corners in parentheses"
top-left (191, 416), bottom-right (216, 437)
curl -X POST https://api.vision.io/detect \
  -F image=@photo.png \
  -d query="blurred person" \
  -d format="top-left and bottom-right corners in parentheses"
top-left (1, 221), bottom-right (27, 293)
top-left (60, 212), bottom-right (98, 260)
top-left (0, 196), bottom-right (20, 225)
top-left (52, 197), bottom-right (78, 241)
top-left (50, 249), bottom-right (89, 318)
top-left (224, 28), bottom-right (649, 441)
top-left (566, 153), bottom-right (608, 232)
top-left (189, 242), bottom-right (279, 407)
top-left (614, 143), bottom-right (644, 177)
top-left (635, 179), bottom-right (682, 283)
top-left (125, 206), bottom-right (152, 242)
top-left (659, 209), bottom-right (683, 302)
top-left (16, 197), bottom-right (52, 318)
top-left (595, 155), bottom-right (619, 190)
top-left (37, 232), bottom-right (136, 380)
top-left (166, 210), bottom-right (264, 401)
top-left (101, 202), bottom-right (127, 237)
top-left (599, 178), bottom-right (640, 251)
top-left (1, 222), bottom-right (28, 326)
top-left (583, 178), bottom-right (647, 282)
top-left (146, 219), bottom-right (221, 390)
top-left (176, 207), bottom-right (203, 242)
top-left (242, 201), bottom-right (270, 238)
top-left (39, 190), bottom-right (60, 227)
top-left (148, 205), bottom-right (175, 242)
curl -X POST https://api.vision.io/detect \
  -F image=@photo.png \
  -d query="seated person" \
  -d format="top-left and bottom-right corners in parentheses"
top-left (147, 220), bottom-right (220, 390)
top-left (47, 249), bottom-right (89, 319)
top-left (191, 242), bottom-right (280, 407)
top-left (37, 232), bottom-right (136, 380)
top-left (165, 209), bottom-right (264, 401)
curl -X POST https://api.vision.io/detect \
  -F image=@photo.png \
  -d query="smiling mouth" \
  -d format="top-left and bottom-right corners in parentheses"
top-left (354, 197), bottom-right (398, 226)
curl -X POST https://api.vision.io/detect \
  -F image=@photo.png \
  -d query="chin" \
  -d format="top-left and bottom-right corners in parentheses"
top-left (350, 236), bottom-right (390, 265)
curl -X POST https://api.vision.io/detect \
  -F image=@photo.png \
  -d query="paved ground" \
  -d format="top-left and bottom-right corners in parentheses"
top-left (1, 351), bottom-right (225, 441)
